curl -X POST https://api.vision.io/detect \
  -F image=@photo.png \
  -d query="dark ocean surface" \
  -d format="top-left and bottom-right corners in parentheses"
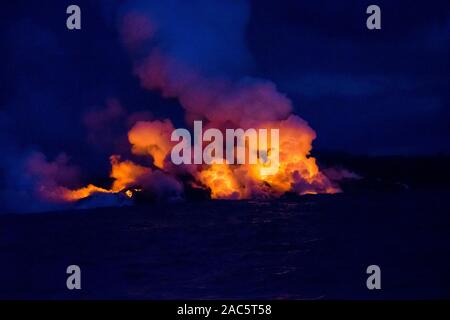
top-left (1, 190), bottom-right (449, 299)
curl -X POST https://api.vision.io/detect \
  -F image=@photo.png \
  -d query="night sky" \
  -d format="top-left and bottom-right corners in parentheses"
top-left (1, 0), bottom-right (449, 169)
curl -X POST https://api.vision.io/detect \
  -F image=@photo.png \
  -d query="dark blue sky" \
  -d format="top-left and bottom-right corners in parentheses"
top-left (1, 0), bottom-right (449, 165)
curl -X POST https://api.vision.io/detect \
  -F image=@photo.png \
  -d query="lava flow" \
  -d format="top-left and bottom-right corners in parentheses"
top-left (37, 7), bottom-right (340, 205)
top-left (58, 115), bottom-right (339, 203)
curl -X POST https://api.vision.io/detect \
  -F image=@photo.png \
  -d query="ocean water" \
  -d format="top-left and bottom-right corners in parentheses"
top-left (1, 190), bottom-right (449, 299)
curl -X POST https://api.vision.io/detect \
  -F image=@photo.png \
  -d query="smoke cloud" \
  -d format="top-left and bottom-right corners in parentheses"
top-left (0, 0), bottom-right (338, 213)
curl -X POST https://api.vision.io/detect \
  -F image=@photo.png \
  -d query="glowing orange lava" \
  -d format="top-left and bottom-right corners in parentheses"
top-left (56, 115), bottom-right (339, 202)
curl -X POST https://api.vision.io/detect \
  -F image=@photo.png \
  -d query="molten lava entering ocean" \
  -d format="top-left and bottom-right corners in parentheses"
top-left (34, 7), bottom-right (340, 206)
top-left (56, 115), bottom-right (339, 203)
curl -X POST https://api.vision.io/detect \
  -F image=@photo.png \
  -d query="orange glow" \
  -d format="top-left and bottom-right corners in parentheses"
top-left (128, 120), bottom-right (174, 168)
top-left (63, 184), bottom-right (113, 201)
top-left (60, 156), bottom-right (152, 202)
top-left (192, 115), bottom-right (340, 199)
top-left (197, 163), bottom-right (243, 199)
top-left (52, 114), bottom-right (338, 203)
top-left (109, 155), bottom-right (151, 191)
